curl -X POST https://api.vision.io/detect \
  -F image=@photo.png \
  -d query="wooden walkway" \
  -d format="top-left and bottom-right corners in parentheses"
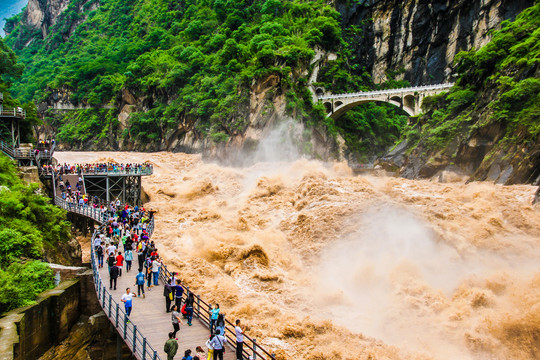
top-left (99, 258), bottom-right (235, 360)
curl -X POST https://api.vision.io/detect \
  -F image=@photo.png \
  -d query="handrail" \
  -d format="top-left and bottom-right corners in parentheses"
top-left (40, 166), bottom-right (154, 177)
top-left (0, 139), bottom-right (35, 159)
top-left (0, 106), bottom-right (26, 118)
top-left (56, 196), bottom-right (161, 360)
top-left (318, 83), bottom-right (455, 100)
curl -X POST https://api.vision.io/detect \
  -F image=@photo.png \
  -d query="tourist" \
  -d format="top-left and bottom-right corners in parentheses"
top-left (96, 241), bottom-right (105, 268)
top-left (146, 260), bottom-right (153, 289)
top-left (182, 349), bottom-right (193, 360)
top-left (152, 256), bottom-right (161, 286)
top-left (134, 268), bottom-right (146, 298)
top-left (174, 279), bottom-right (184, 309)
top-left (215, 314), bottom-right (225, 338)
top-left (125, 247), bottom-right (133, 272)
top-left (164, 332), bottom-right (179, 360)
top-left (164, 278), bottom-right (173, 312)
top-left (171, 304), bottom-right (184, 338)
top-left (209, 329), bottom-right (227, 360)
top-left (107, 253), bottom-right (116, 274)
top-left (210, 304), bottom-right (220, 335)
top-left (235, 319), bottom-right (245, 360)
top-left (121, 288), bottom-right (137, 317)
top-left (107, 242), bottom-right (116, 256)
top-left (196, 346), bottom-right (206, 359)
top-left (185, 292), bottom-right (194, 326)
top-left (109, 261), bottom-right (119, 290)
top-left (116, 251), bottom-right (124, 277)
top-left (205, 336), bottom-right (214, 360)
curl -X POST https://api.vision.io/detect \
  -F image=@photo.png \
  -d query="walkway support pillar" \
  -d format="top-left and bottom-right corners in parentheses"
top-left (106, 176), bottom-right (110, 203)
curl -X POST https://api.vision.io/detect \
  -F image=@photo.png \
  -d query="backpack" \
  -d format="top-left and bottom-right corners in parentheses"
top-left (96, 246), bottom-right (103, 255)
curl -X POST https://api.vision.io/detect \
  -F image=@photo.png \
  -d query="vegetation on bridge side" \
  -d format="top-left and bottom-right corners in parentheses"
top-left (398, 3), bottom-right (540, 183)
top-left (0, 154), bottom-right (71, 313)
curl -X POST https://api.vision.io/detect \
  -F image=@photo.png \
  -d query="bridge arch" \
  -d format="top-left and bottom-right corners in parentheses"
top-left (330, 98), bottom-right (415, 119)
top-left (315, 87), bottom-right (325, 97)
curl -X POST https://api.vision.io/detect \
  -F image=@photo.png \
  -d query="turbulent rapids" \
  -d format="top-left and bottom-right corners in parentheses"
top-left (56, 150), bottom-right (540, 360)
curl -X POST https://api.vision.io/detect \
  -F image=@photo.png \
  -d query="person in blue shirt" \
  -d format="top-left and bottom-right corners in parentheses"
top-left (209, 304), bottom-right (220, 335)
top-left (174, 280), bottom-right (184, 309)
top-left (134, 269), bottom-right (146, 298)
top-left (181, 349), bottom-right (192, 360)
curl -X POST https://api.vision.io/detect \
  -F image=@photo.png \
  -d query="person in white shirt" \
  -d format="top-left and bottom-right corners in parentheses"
top-left (107, 244), bottom-right (116, 256)
top-left (121, 288), bottom-right (137, 317)
top-left (151, 257), bottom-right (161, 286)
top-left (235, 319), bottom-right (245, 360)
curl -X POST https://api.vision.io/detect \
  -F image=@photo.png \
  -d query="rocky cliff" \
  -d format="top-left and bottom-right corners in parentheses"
top-left (337, 0), bottom-right (534, 85)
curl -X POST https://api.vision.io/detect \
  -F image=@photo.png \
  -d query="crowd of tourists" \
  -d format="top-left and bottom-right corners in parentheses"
top-left (77, 183), bottom-right (247, 360)
top-left (40, 162), bottom-right (153, 175)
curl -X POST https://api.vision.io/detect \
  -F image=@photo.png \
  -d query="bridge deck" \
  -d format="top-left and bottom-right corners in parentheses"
top-left (99, 258), bottom-right (235, 360)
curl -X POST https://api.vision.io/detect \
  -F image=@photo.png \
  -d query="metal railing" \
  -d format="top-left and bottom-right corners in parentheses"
top-left (0, 139), bottom-right (35, 159)
top-left (41, 166), bottom-right (154, 177)
top-left (0, 106), bottom-right (26, 118)
top-left (318, 83), bottom-right (455, 100)
top-left (55, 196), bottom-right (161, 360)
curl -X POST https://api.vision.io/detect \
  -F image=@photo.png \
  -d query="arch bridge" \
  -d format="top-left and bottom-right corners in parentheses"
top-left (316, 83), bottom-right (454, 118)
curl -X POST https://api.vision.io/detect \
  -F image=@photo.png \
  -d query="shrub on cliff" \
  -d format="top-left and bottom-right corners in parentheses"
top-left (0, 155), bottom-right (71, 313)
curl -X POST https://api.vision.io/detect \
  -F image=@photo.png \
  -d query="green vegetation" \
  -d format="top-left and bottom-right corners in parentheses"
top-left (411, 3), bottom-right (540, 157)
top-left (0, 155), bottom-right (71, 313)
top-left (4, 0), bottom-right (412, 158)
top-left (0, 37), bottom-right (40, 143)
top-left (5, 0), bottom-right (344, 147)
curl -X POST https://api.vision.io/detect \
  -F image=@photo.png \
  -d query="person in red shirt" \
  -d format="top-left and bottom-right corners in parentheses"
top-left (116, 251), bottom-right (124, 277)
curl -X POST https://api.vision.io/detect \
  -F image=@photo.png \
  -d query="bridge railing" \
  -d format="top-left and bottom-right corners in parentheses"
top-left (159, 263), bottom-right (276, 360)
top-left (0, 139), bottom-right (35, 159)
top-left (0, 106), bottom-right (26, 118)
top-left (55, 195), bottom-right (162, 360)
top-left (318, 83), bottom-right (455, 100)
top-left (41, 166), bottom-right (154, 177)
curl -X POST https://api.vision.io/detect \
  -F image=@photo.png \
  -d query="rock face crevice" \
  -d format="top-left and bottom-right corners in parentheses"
top-left (337, 0), bottom-right (534, 85)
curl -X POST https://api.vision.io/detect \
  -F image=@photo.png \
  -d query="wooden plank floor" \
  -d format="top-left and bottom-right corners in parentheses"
top-left (99, 260), bottom-right (236, 360)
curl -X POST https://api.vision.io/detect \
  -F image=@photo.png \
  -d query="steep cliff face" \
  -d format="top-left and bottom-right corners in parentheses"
top-left (337, 0), bottom-right (534, 85)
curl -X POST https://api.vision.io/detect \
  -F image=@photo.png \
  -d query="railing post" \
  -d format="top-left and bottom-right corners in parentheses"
top-left (197, 295), bottom-right (201, 318)
top-left (133, 325), bottom-right (137, 352)
top-left (116, 303), bottom-right (119, 328)
top-left (109, 294), bottom-right (112, 317)
top-left (252, 338), bottom-right (257, 360)
top-left (142, 337), bottom-right (147, 359)
top-left (123, 313), bottom-right (128, 338)
top-left (153, 350), bottom-right (158, 360)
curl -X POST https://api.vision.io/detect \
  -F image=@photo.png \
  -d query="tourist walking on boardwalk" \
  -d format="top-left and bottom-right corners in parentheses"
top-left (96, 241), bottom-right (105, 268)
top-left (125, 248), bottom-right (133, 272)
top-left (182, 349), bottom-right (193, 360)
top-left (210, 304), bottom-right (220, 335)
top-left (164, 278), bottom-right (173, 312)
top-left (116, 251), bottom-right (124, 276)
top-left (215, 314), bottom-right (225, 338)
top-left (134, 268), bottom-right (146, 298)
top-left (164, 332), bottom-right (179, 360)
top-left (174, 279), bottom-right (184, 309)
top-left (235, 319), bottom-right (245, 360)
top-left (170, 305), bottom-right (184, 338)
top-left (205, 336), bottom-right (214, 360)
top-left (121, 287), bottom-right (137, 317)
top-left (196, 346), bottom-right (206, 359)
top-left (210, 329), bottom-right (227, 360)
top-left (152, 256), bottom-right (162, 286)
top-left (109, 261), bottom-right (119, 290)
top-left (185, 292), bottom-right (194, 326)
